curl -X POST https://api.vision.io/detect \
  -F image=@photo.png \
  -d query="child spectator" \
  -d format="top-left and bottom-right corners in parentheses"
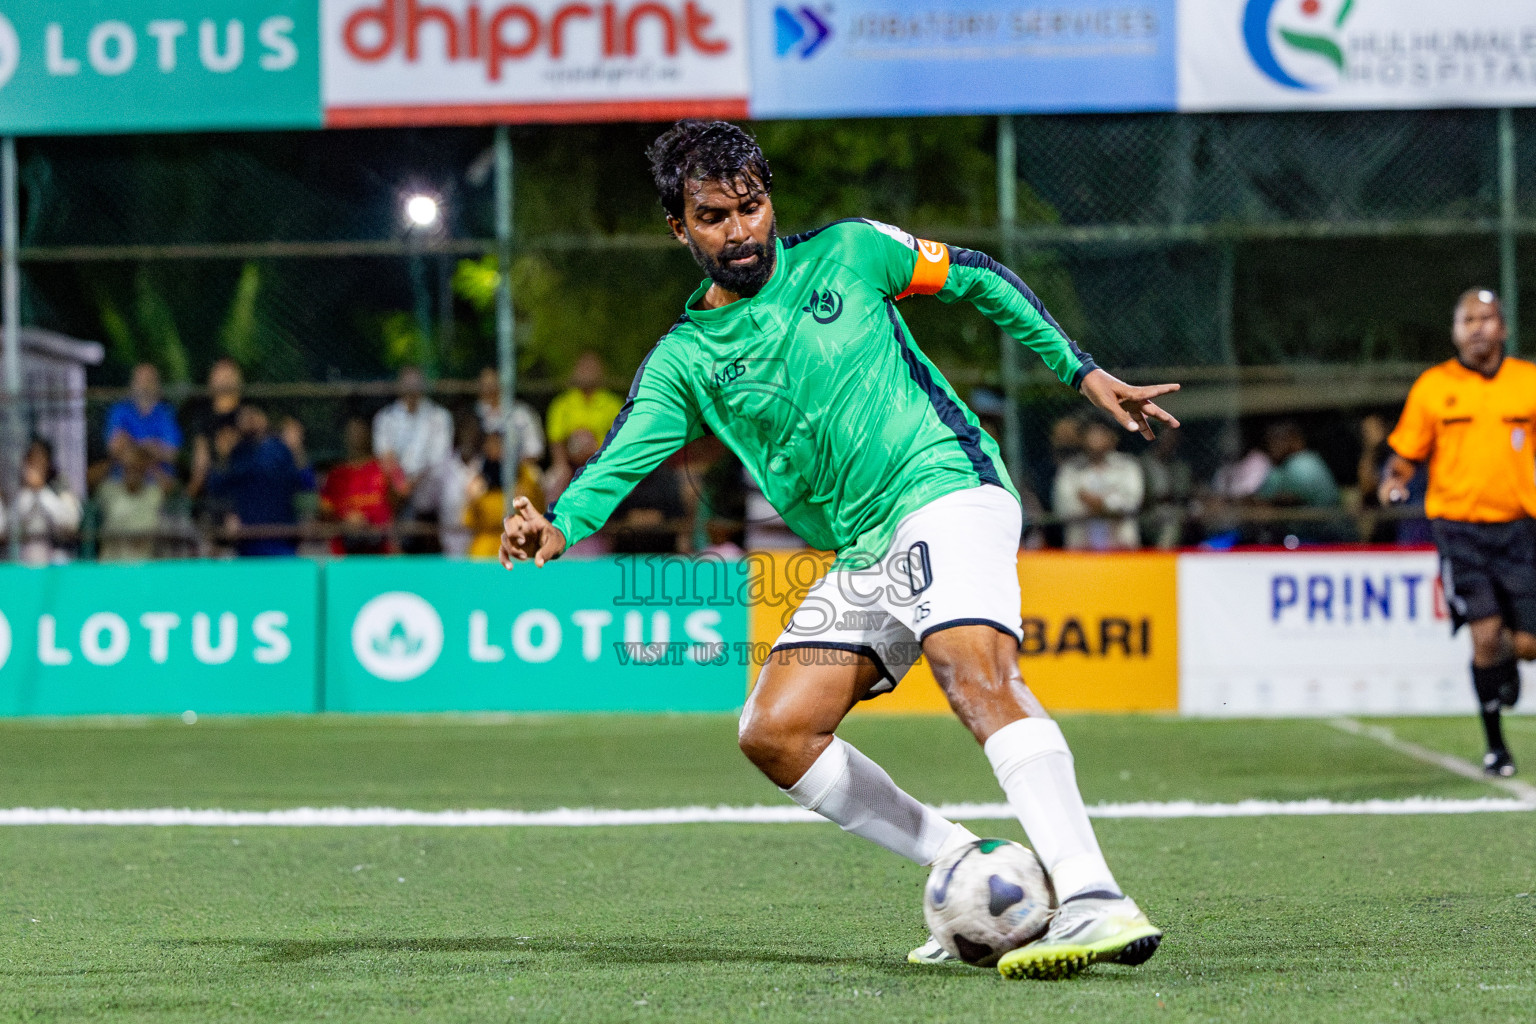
top-left (96, 443), bottom-right (165, 562)
top-left (320, 417), bottom-right (394, 555)
top-left (463, 431), bottom-right (546, 559)
top-left (12, 439), bottom-right (82, 566)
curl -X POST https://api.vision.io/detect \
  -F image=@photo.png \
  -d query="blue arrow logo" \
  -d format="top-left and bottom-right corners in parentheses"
top-left (774, 5), bottom-right (831, 59)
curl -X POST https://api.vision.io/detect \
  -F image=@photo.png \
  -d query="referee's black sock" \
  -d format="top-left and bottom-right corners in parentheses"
top-left (1472, 662), bottom-right (1516, 752)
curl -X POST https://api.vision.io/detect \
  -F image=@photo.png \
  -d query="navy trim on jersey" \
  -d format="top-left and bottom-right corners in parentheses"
top-left (783, 217), bottom-right (866, 250)
top-left (918, 617), bottom-right (1022, 645)
top-left (885, 300), bottom-right (1004, 489)
top-left (950, 246), bottom-right (1100, 390)
top-left (549, 317), bottom-right (686, 521)
top-left (770, 641), bottom-right (895, 683)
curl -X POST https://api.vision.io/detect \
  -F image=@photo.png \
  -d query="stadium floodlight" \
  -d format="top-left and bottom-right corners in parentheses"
top-left (405, 194), bottom-right (440, 229)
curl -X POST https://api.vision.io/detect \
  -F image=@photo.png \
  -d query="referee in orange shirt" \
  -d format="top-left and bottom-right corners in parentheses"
top-left (1381, 288), bottom-right (1536, 777)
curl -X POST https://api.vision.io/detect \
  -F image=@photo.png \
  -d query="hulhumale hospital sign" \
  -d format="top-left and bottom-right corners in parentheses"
top-left (2, 2), bottom-right (1536, 133)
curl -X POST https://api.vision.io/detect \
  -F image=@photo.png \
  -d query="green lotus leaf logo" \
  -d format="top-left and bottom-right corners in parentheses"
top-left (372, 619), bottom-right (424, 658)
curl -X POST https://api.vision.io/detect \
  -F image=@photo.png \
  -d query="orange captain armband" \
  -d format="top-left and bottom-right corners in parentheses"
top-left (896, 239), bottom-right (950, 299)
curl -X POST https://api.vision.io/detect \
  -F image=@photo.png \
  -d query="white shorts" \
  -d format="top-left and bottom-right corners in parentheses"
top-left (771, 484), bottom-right (1024, 698)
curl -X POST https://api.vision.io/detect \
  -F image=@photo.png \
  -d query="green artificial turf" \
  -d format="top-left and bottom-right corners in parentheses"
top-left (1, 713), bottom-right (1533, 1023)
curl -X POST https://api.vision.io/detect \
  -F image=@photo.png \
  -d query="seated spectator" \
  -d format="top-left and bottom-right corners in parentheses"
top-left (320, 417), bottom-right (394, 555)
top-left (105, 363), bottom-right (181, 477)
top-left (546, 350), bottom-right (622, 484)
top-left (464, 431), bottom-right (546, 560)
top-left (612, 461), bottom-right (688, 554)
top-left (1252, 420), bottom-right (1344, 544)
top-left (12, 439), bottom-right (82, 566)
top-left (475, 366), bottom-right (546, 472)
top-left (1053, 418), bottom-right (1145, 551)
top-left (205, 405), bottom-right (314, 557)
top-left (439, 414), bottom-right (483, 557)
top-left (544, 427), bottom-right (600, 506)
top-left (1140, 428), bottom-right (1193, 550)
top-left (96, 443), bottom-right (166, 562)
top-left (373, 366), bottom-right (453, 554)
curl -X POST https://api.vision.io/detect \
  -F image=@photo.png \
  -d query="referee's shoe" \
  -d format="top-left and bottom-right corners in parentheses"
top-left (1484, 749), bottom-right (1517, 778)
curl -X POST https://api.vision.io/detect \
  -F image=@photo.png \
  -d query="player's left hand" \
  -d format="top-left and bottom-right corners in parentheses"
top-left (499, 496), bottom-right (567, 569)
top-left (1079, 369), bottom-right (1181, 440)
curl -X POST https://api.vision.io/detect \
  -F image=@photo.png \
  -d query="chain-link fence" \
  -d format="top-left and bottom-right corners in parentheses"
top-left (1, 109), bottom-right (1529, 559)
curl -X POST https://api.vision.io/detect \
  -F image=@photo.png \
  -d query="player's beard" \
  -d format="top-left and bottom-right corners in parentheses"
top-left (689, 220), bottom-right (779, 298)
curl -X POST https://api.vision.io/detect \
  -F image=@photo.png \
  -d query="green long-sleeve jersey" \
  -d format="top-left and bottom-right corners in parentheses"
top-left (548, 218), bottom-right (1099, 569)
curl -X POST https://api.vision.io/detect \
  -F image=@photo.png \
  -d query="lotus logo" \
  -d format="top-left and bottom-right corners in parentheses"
top-left (352, 592), bottom-right (443, 681)
top-left (0, 15), bottom-right (18, 91)
top-left (1243, 0), bottom-right (1355, 92)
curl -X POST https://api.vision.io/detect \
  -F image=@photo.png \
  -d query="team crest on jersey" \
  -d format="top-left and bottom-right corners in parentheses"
top-left (804, 289), bottom-right (843, 324)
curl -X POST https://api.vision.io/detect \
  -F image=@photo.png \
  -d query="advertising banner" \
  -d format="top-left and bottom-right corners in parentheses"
top-left (0, 560), bottom-right (319, 716)
top-left (746, 550), bottom-right (1179, 715)
top-left (321, 0), bottom-right (749, 126)
top-left (1178, 0), bottom-right (1536, 112)
top-left (749, 0), bottom-right (1178, 118)
top-left (0, 0), bottom-right (322, 134)
top-left (1178, 550), bottom-right (1536, 716)
top-left (324, 556), bottom-right (751, 712)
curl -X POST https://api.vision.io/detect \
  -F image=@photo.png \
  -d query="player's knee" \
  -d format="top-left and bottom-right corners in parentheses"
top-left (1514, 632), bottom-right (1536, 661)
top-left (737, 706), bottom-right (803, 773)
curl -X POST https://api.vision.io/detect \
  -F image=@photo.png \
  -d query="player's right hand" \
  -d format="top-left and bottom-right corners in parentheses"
top-left (499, 496), bottom-right (567, 569)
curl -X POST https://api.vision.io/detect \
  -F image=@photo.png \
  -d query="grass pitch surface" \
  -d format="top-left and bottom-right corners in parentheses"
top-left (2, 713), bottom-right (1533, 1023)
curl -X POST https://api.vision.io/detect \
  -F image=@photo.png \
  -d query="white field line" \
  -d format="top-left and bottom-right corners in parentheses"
top-left (1329, 717), bottom-right (1536, 802)
top-left (0, 797), bottom-right (1530, 828)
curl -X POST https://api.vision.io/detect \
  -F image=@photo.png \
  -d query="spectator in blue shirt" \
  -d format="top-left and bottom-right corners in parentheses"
top-left (205, 405), bottom-right (315, 557)
top-left (105, 363), bottom-right (181, 475)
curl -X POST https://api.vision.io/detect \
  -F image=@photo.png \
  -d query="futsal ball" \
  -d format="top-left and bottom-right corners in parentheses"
top-left (922, 838), bottom-right (1055, 966)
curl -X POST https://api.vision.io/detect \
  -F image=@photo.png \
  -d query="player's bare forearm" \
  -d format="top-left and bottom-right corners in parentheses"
top-left (1078, 369), bottom-right (1181, 440)
top-left (499, 495), bottom-right (568, 569)
top-left (1378, 453), bottom-right (1418, 506)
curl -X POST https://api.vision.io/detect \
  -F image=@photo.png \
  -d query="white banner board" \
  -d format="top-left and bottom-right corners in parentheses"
top-left (321, 0), bottom-right (748, 126)
top-left (1179, 551), bottom-right (1536, 717)
top-left (1178, 0), bottom-right (1536, 112)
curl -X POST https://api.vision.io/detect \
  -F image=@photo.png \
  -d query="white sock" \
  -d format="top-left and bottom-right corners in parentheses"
top-left (984, 718), bottom-right (1122, 903)
top-left (783, 736), bottom-right (959, 866)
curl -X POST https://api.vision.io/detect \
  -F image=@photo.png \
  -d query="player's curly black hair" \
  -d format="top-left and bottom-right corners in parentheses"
top-left (646, 120), bottom-right (772, 221)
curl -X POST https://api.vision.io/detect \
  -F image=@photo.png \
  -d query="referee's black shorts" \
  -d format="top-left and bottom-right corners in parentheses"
top-left (1430, 518), bottom-right (1536, 634)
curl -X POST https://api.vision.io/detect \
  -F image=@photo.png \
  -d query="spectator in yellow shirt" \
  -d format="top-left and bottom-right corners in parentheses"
top-left (545, 350), bottom-right (624, 487)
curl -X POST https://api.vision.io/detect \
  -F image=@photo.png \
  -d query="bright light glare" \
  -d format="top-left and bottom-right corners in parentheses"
top-left (405, 195), bottom-right (439, 227)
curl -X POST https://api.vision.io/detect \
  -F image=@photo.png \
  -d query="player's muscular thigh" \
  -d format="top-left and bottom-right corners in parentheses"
top-left (738, 651), bottom-right (883, 788)
top-left (924, 625), bottom-right (1048, 743)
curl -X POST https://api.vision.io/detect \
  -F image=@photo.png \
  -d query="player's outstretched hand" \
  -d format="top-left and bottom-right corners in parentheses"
top-left (1079, 369), bottom-right (1181, 440)
top-left (499, 496), bottom-right (567, 569)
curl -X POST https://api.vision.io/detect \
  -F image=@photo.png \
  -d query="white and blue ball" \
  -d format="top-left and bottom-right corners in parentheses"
top-left (922, 838), bottom-right (1055, 966)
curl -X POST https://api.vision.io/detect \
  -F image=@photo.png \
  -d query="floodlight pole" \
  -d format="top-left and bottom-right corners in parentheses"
top-left (996, 116), bottom-right (1025, 491)
top-left (2, 136), bottom-right (21, 560)
top-left (1498, 108), bottom-right (1520, 353)
top-left (494, 125), bottom-right (518, 517)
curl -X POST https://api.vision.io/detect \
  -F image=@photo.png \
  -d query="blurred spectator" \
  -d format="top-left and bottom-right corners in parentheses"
top-left (205, 404), bottom-right (315, 557)
top-left (1140, 428), bottom-right (1193, 550)
top-left (544, 426), bottom-right (601, 507)
top-left (11, 439), bottom-right (81, 566)
top-left (105, 363), bottom-right (181, 475)
top-left (1042, 415), bottom-right (1085, 548)
top-left (439, 413), bottom-right (483, 557)
top-left (1053, 418), bottom-right (1144, 551)
top-left (96, 443), bottom-right (165, 562)
top-left (185, 359), bottom-right (243, 497)
top-left (1357, 412), bottom-right (1431, 545)
top-left (546, 351), bottom-right (623, 484)
top-left (475, 366), bottom-right (546, 471)
top-left (373, 366), bottom-right (452, 554)
top-left (464, 431), bottom-right (546, 559)
top-left (612, 461), bottom-right (688, 554)
top-left (320, 417), bottom-right (393, 555)
top-left (1251, 420), bottom-right (1343, 544)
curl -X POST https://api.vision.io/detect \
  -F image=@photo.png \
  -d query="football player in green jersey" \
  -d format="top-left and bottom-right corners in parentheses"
top-left (501, 121), bottom-right (1178, 980)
